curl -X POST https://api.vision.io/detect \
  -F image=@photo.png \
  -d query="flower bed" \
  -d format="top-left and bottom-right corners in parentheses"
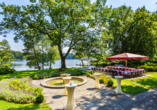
top-left (32, 68), bottom-right (91, 79)
top-left (0, 77), bottom-right (44, 104)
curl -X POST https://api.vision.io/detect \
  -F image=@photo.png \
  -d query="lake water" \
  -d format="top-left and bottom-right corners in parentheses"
top-left (11, 59), bottom-right (88, 71)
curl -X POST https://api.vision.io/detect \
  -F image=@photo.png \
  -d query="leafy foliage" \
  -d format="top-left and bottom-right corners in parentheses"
top-left (23, 36), bottom-right (60, 70)
top-left (99, 78), bottom-right (104, 83)
top-left (0, 89), bottom-right (36, 104)
top-left (35, 88), bottom-right (43, 95)
top-left (0, 77), bottom-right (44, 104)
top-left (107, 6), bottom-right (157, 59)
top-left (10, 51), bottom-right (24, 60)
top-left (31, 68), bottom-right (91, 79)
top-left (0, 39), bottom-right (14, 68)
top-left (0, 0), bottom-right (111, 68)
top-left (0, 67), bottom-right (16, 75)
top-left (107, 80), bottom-right (113, 87)
top-left (36, 94), bottom-right (45, 103)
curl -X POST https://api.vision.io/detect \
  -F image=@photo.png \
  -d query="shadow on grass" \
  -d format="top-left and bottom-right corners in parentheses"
top-left (135, 77), bottom-right (157, 89)
top-left (120, 85), bottom-right (148, 95)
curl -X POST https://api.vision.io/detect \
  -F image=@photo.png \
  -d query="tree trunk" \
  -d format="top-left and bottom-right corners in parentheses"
top-left (49, 61), bottom-right (52, 69)
top-left (32, 47), bottom-right (40, 70)
top-left (61, 56), bottom-right (66, 68)
top-left (42, 45), bottom-right (44, 70)
top-left (37, 61), bottom-right (41, 70)
top-left (81, 60), bottom-right (84, 66)
top-left (58, 44), bottom-right (71, 68)
top-left (42, 63), bottom-right (44, 70)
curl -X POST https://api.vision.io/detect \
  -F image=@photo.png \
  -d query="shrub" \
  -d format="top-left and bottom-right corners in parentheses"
top-left (0, 69), bottom-right (6, 74)
top-left (31, 69), bottom-right (91, 79)
top-left (10, 68), bottom-right (16, 73)
top-left (84, 72), bottom-right (91, 77)
top-left (33, 74), bottom-right (39, 79)
top-left (90, 71), bottom-right (95, 75)
top-left (77, 72), bottom-right (81, 76)
top-left (35, 87), bottom-right (43, 95)
top-left (9, 78), bottom-right (35, 93)
top-left (0, 67), bottom-right (16, 75)
top-left (0, 78), bottom-right (39, 104)
top-left (36, 94), bottom-right (45, 103)
top-left (99, 78), bottom-right (104, 83)
top-left (0, 88), bottom-right (36, 104)
top-left (107, 80), bottom-right (113, 87)
top-left (9, 79), bottom-right (22, 91)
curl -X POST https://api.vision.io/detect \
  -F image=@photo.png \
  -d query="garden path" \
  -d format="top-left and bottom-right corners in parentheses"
top-left (32, 77), bottom-right (157, 110)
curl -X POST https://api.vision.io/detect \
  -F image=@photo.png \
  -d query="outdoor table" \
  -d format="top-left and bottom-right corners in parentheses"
top-left (94, 73), bottom-right (101, 89)
top-left (115, 76), bottom-right (123, 94)
top-left (63, 77), bottom-right (71, 96)
top-left (107, 69), bottom-right (144, 75)
top-left (121, 69), bottom-right (144, 75)
top-left (60, 73), bottom-right (71, 77)
top-left (65, 84), bottom-right (77, 110)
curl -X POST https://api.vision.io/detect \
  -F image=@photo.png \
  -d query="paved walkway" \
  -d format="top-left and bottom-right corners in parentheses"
top-left (32, 76), bottom-right (157, 110)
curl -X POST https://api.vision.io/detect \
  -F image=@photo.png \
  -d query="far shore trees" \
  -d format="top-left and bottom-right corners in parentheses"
top-left (0, 0), bottom-right (111, 68)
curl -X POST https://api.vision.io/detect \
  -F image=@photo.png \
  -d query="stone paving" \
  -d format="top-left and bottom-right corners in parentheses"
top-left (32, 76), bottom-right (157, 110)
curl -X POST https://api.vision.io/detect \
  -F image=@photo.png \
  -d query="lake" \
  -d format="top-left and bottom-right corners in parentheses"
top-left (11, 59), bottom-right (88, 71)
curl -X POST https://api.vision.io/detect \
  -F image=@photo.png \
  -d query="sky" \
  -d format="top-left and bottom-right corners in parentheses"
top-left (0, 0), bottom-right (157, 52)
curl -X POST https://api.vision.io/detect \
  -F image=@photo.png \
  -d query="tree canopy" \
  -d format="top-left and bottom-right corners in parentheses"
top-left (0, 39), bottom-right (14, 68)
top-left (0, 0), bottom-right (111, 68)
top-left (107, 6), bottom-right (157, 59)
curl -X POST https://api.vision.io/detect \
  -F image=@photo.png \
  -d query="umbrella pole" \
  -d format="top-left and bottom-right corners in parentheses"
top-left (125, 60), bottom-right (127, 67)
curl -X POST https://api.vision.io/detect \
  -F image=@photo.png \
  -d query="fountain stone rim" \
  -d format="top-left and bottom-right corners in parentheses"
top-left (40, 76), bottom-right (87, 88)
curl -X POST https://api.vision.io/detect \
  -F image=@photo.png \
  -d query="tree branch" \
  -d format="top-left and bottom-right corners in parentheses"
top-left (48, 7), bottom-right (59, 29)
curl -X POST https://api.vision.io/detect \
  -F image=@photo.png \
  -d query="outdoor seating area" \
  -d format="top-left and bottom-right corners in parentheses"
top-left (1, 0), bottom-right (157, 109)
top-left (92, 66), bottom-right (145, 78)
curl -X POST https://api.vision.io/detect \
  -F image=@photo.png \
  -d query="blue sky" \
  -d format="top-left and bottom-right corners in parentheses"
top-left (0, 0), bottom-right (156, 52)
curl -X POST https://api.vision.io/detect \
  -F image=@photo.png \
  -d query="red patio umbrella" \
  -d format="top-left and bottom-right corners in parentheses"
top-left (106, 53), bottom-right (149, 67)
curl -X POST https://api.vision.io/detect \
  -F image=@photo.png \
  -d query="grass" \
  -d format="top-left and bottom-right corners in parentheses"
top-left (112, 72), bottom-right (157, 95)
top-left (0, 68), bottom-right (90, 110)
top-left (0, 100), bottom-right (50, 110)
top-left (0, 68), bottom-right (90, 81)
top-left (1, 68), bottom-right (157, 107)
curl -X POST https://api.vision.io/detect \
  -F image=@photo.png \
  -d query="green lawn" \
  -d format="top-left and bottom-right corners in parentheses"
top-left (112, 72), bottom-right (157, 95)
top-left (0, 68), bottom-right (90, 110)
top-left (1, 69), bottom-right (157, 109)
top-left (0, 69), bottom-right (55, 81)
top-left (0, 100), bottom-right (50, 110)
top-left (0, 69), bottom-right (56, 110)
top-left (0, 68), bottom-right (89, 81)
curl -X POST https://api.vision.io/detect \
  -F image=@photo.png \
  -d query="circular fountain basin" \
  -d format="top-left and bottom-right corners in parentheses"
top-left (41, 76), bottom-right (87, 88)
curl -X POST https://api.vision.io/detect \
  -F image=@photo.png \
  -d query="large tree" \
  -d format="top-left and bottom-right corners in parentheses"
top-left (108, 5), bottom-right (134, 55)
top-left (0, 0), bottom-right (110, 68)
top-left (108, 6), bottom-right (157, 59)
top-left (127, 7), bottom-right (157, 58)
